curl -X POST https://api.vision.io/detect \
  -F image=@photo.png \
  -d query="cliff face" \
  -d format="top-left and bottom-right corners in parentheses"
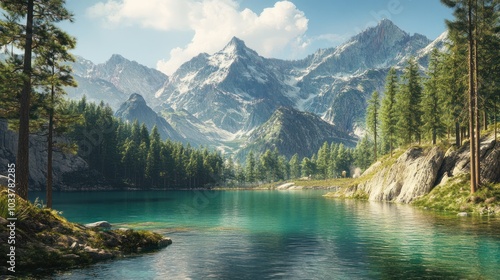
top-left (346, 134), bottom-right (500, 203)
top-left (0, 121), bottom-right (92, 191)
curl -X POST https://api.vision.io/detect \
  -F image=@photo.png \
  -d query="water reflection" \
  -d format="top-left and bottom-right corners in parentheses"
top-left (44, 191), bottom-right (500, 280)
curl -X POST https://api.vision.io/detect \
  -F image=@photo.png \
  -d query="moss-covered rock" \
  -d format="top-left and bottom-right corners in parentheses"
top-left (0, 187), bottom-right (171, 277)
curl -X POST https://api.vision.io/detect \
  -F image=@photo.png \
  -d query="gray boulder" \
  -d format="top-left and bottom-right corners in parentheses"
top-left (356, 146), bottom-right (444, 203)
top-left (85, 221), bottom-right (112, 230)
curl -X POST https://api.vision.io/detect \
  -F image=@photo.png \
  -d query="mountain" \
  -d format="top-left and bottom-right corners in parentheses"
top-left (237, 107), bottom-right (356, 160)
top-left (114, 93), bottom-right (184, 142)
top-left (155, 37), bottom-right (296, 133)
top-left (67, 19), bottom-right (448, 160)
top-left (156, 20), bottom-right (433, 137)
top-left (66, 55), bottom-right (168, 110)
top-left (291, 19), bottom-right (432, 132)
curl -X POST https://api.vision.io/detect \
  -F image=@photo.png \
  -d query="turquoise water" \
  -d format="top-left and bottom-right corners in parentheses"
top-left (30, 190), bottom-right (500, 279)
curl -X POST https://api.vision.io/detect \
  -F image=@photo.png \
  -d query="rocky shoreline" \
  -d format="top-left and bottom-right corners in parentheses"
top-left (0, 188), bottom-right (171, 277)
top-left (320, 133), bottom-right (500, 214)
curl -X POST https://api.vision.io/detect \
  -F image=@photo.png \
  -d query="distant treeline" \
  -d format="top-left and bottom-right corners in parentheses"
top-left (66, 98), bottom-right (225, 189)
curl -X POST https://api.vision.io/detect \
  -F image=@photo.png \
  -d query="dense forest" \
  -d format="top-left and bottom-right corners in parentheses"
top-left (65, 98), bottom-right (225, 189)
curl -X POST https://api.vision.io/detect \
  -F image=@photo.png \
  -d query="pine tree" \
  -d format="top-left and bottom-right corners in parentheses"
top-left (354, 136), bottom-right (373, 171)
top-left (32, 23), bottom-right (77, 208)
top-left (381, 67), bottom-right (399, 157)
top-left (366, 91), bottom-right (380, 160)
top-left (245, 151), bottom-right (256, 183)
top-left (396, 58), bottom-right (423, 145)
top-left (316, 142), bottom-right (330, 179)
top-left (441, 0), bottom-right (487, 192)
top-left (422, 49), bottom-right (446, 145)
top-left (0, 0), bottom-right (74, 200)
top-left (146, 126), bottom-right (161, 186)
top-left (289, 153), bottom-right (301, 179)
top-left (441, 42), bottom-right (467, 147)
top-left (301, 157), bottom-right (315, 178)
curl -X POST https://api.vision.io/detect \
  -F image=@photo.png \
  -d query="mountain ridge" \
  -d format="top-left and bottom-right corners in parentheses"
top-left (66, 19), bottom-right (448, 159)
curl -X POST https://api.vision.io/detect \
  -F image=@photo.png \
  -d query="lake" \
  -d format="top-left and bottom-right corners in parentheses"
top-left (30, 190), bottom-right (500, 279)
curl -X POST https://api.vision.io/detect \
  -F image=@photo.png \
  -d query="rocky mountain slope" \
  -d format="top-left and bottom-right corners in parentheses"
top-left (114, 93), bottom-right (184, 142)
top-left (237, 107), bottom-right (356, 160)
top-left (155, 19), bottom-right (436, 137)
top-left (66, 55), bottom-right (168, 109)
top-left (62, 19), bottom-right (449, 160)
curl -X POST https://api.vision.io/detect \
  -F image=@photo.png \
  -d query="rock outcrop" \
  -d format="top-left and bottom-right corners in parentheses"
top-left (351, 147), bottom-right (444, 203)
top-left (0, 120), bottom-right (93, 191)
top-left (342, 134), bottom-right (499, 203)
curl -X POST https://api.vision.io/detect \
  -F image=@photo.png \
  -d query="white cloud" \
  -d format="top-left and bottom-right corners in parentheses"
top-left (87, 0), bottom-right (308, 75)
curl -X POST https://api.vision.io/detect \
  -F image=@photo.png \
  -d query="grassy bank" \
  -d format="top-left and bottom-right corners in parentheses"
top-left (412, 175), bottom-right (500, 214)
top-left (0, 187), bottom-right (171, 277)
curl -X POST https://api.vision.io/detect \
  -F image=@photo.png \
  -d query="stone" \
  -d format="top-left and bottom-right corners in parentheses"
top-left (457, 212), bottom-right (469, 217)
top-left (485, 197), bottom-right (496, 205)
top-left (0, 120), bottom-right (91, 191)
top-left (158, 237), bottom-right (172, 248)
top-left (357, 147), bottom-right (444, 203)
top-left (62, 254), bottom-right (80, 260)
top-left (85, 221), bottom-right (112, 229)
top-left (0, 175), bottom-right (8, 187)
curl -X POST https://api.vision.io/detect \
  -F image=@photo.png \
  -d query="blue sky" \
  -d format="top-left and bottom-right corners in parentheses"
top-left (60, 0), bottom-right (452, 75)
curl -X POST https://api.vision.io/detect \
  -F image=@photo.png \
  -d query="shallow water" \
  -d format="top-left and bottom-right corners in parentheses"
top-left (30, 190), bottom-right (500, 279)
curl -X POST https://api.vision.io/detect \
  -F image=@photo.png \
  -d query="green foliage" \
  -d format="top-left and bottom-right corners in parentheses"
top-left (422, 49), bottom-right (446, 145)
top-left (366, 90), bottom-right (380, 160)
top-left (396, 58), bottom-right (423, 145)
top-left (289, 153), bottom-right (301, 179)
top-left (354, 136), bottom-right (373, 171)
top-left (413, 175), bottom-right (500, 213)
top-left (64, 98), bottom-right (225, 189)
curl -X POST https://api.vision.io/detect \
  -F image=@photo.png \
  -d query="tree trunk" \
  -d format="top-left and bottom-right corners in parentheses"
top-left (473, 0), bottom-right (481, 189)
top-left (468, 0), bottom-right (478, 194)
top-left (16, 0), bottom-right (34, 200)
top-left (47, 108), bottom-right (54, 209)
top-left (455, 122), bottom-right (461, 147)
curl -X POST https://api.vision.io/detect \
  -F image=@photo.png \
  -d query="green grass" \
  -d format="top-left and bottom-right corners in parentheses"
top-left (413, 174), bottom-right (500, 214)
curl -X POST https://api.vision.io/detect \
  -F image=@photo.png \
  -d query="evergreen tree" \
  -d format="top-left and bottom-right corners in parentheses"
top-left (396, 58), bottom-right (423, 145)
top-left (245, 151), bottom-right (256, 183)
top-left (289, 153), bottom-right (301, 179)
top-left (440, 0), bottom-right (499, 192)
top-left (316, 142), bottom-right (330, 179)
top-left (301, 157), bottom-right (315, 178)
top-left (0, 0), bottom-right (74, 199)
top-left (354, 136), bottom-right (373, 171)
top-left (146, 126), bottom-right (161, 186)
top-left (33, 23), bottom-right (77, 208)
top-left (422, 48), bottom-right (446, 145)
top-left (366, 91), bottom-right (380, 160)
top-left (441, 42), bottom-right (467, 146)
top-left (328, 143), bottom-right (339, 177)
top-left (336, 144), bottom-right (352, 177)
top-left (380, 67), bottom-right (399, 157)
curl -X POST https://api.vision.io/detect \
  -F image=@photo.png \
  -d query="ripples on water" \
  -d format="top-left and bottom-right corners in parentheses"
top-left (29, 190), bottom-right (500, 280)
